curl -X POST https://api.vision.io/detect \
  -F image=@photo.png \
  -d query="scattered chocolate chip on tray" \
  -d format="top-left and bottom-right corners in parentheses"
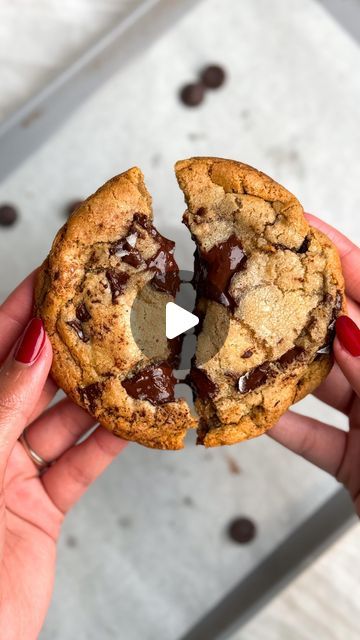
top-left (201, 64), bottom-right (226, 89)
top-left (180, 83), bottom-right (205, 107)
top-left (227, 517), bottom-right (256, 544)
top-left (179, 62), bottom-right (226, 108)
top-left (0, 204), bottom-right (18, 227)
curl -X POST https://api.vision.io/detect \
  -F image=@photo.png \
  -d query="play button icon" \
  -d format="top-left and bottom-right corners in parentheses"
top-left (130, 269), bottom-right (230, 374)
top-left (166, 302), bottom-right (199, 339)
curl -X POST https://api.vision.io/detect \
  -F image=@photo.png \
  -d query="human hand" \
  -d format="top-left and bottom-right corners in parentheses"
top-left (269, 214), bottom-right (360, 515)
top-left (0, 271), bottom-right (127, 640)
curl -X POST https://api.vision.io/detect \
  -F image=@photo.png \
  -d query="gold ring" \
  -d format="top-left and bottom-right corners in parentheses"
top-left (19, 429), bottom-right (50, 471)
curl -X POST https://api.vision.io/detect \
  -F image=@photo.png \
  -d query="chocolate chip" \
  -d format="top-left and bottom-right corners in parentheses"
top-left (238, 346), bottom-right (305, 393)
top-left (180, 83), bottom-right (205, 107)
top-left (168, 335), bottom-right (183, 368)
top-left (274, 236), bottom-right (310, 254)
top-left (201, 64), bottom-right (226, 89)
top-left (78, 381), bottom-right (102, 413)
top-left (196, 207), bottom-right (207, 217)
top-left (106, 269), bottom-right (130, 303)
top-left (129, 213), bottom-right (180, 296)
top-left (110, 234), bottom-right (143, 268)
top-left (193, 235), bottom-right (247, 311)
top-left (228, 517), bottom-right (256, 544)
top-left (297, 235), bottom-right (310, 254)
top-left (278, 345), bottom-right (304, 366)
top-left (122, 362), bottom-right (176, 405)
top-left (66, 200), bottom-right (83, 217)
top-left (238, 363), bottom-right (270, 393)
top-left (242, 349), bottom-right (253, 358)
top-left (148, 248), bottom-right (180, 297)
top-left (123, 252), bottom-right (143, 268)
top-left (0, 204), bottom-right (18, 227)
top-left (67, 319), bottom-right (89, 343)
top-left (187, 366), bottom-right (217, 400)
top-left (76, 303), bottom-right (91, 322)
top-left (132, 213), bottom-right (148, 229)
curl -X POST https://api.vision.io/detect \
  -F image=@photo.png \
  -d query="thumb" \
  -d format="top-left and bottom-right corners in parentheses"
top-left (0, 318), bottom-right (52, 476)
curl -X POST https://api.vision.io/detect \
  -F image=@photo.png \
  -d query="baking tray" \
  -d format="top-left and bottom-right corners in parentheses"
top-left (0, 1), bottom-right (359, 639)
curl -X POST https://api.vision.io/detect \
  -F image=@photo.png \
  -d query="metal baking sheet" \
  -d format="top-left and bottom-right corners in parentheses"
top-left (0, 1), bottom-right (359, 639)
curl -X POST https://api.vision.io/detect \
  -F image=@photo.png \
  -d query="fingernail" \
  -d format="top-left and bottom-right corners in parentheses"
top-left (336, 316), bottom-right (360, 357)
top-left (15, 318), bottom-right (46, 364)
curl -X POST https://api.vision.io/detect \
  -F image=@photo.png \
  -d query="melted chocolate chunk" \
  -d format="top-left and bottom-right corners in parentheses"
top-left (67, 319), bottom-right (89, 343)
top-left (78, 382), bottom-right (102, 413)
top-left (122, 362), bottom-right (176, 405)
top-left (187, 366), bottom-right (217, 400)
top-left (238, 346), bottom-right (305, 393)
top-left (193, 235), bottom-right (247, 311)
top-left (110, 234), bottom-right (143, 268)
top-left (76, 302), bottom-right (91, 322)
top-left (238, 363), bottom-right (270, 393)
top-left (106, 269), bottom-right (130, 303)
top-left (132, 213), bottom-right (148, 229)
top-left (242, 349), bottom-right (253, 359)
top-left (147, 248), bottom-right (180, 297)
top-left (278, 345), bottom-right (304, 366)
top-left (123, 252), bottom-right (143, 268)
top-left (168, 335), bottom-right (183, 368)
top-left (130, 213), bottom-right (180, 296)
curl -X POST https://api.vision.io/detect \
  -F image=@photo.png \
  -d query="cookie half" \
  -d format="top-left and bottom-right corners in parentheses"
top-left (35, 168), bottom-right (196, 449)
top-left (176, 157), bottom-right (345, 447)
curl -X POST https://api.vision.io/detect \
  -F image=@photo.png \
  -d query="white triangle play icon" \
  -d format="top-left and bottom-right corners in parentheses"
top-left (166, 302), bottom-right (199, 340)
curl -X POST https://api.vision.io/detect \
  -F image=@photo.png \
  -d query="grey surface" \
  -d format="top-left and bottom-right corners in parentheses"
top-left (180, 489), bottom-right (356, 640)
top-left (0, 0), bottom-right (204, 181)
top-left (318, 0), bottom-right (360, 43)
top-left (0, 0), bottom-right (359, 639)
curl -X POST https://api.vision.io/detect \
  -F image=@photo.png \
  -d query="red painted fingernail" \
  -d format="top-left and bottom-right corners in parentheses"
top-left (336, 316), bottom-right (360, 357)
top-left (15, 318), bottom-right (45, 364)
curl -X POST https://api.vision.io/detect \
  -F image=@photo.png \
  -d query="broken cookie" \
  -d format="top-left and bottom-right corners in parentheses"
top-left (35, 159), bottom-right (345, 449)
top-left (176, 157), bottom-right (345, 446)
top-left (35, 168), bottom-right (196, 449)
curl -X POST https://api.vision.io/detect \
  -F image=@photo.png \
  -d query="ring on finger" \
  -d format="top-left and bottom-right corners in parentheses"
top-left (19, 428), bottom-right (54, 472)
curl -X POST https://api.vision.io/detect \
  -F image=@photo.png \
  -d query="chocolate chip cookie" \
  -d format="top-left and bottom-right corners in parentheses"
top-left (36, 159), bottom-right (345, 450)
top-left (176, 157), bottom-right (345, 446)
top-left (35, 168), bottom-right (196, 449)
